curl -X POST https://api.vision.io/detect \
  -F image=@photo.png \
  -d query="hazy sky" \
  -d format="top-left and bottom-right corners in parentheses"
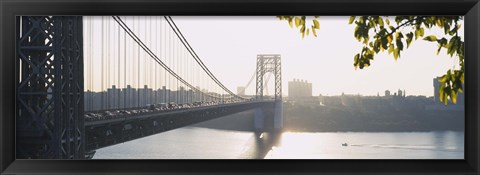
top-left (171, 16), bottom-right (463, 97)
top-left (84, 16), bottom-right (463, 97)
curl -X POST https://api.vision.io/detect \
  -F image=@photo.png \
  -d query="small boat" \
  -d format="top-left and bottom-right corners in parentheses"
top-left (342, 143), bottom-right (348, 146)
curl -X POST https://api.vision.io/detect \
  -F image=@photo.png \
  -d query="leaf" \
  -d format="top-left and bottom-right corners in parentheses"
top-left (396, 38), bottom-right (404, 51)
top-left (354, 54), bottom-right (360, 69)
top-left (300, 25), bottom-right (305, 38)
top-left (436, 18), bottom-right (442, 27)
top-left (406, 32), bottom-right (413, 48)
top-left (381, 37), bottom-right (388, 50)
top-left (295, 17), bottom-right (301, 27)
top-left (437, 46), bottom-right (442, 55)
top-left (349, 16), bottom-right (356, 24)
top-left (423, 35), bottom-right (437, 42)
top-left (388, 44), bottom-right (394, 54)
top-left (313, 19), bottom-right (320, 29)
top-left (312, 26), bottom-right (317, 37)
top-left (378, 17), bottom-right (384, 26)
top-left (450, 90), bottom-right (457, 104)
top-left (439, 84), bottom-right (445, 104)
top-left (415, 29), bottom-right (420, 40)
top-left (393, 48), bottom-right (400, 60)
top-left (385, 19), bottom-right (390, 25)
top-left (387, 35), bottom-right (393, 44)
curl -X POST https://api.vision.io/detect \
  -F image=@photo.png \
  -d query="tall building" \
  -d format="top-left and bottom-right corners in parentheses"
top-left (288, 79), bottom-right (312, 98)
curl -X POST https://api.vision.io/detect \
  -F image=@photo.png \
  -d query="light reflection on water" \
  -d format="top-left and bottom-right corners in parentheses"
top-left (93, 127), bottom-right (463, 159)
top-left (265, 131), bottom-right (464, 159)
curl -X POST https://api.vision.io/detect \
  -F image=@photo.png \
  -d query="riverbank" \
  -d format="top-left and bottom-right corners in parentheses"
top-left (192, 103), bottom-right (464, 132)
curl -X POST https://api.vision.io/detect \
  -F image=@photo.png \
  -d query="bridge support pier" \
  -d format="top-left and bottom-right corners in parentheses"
top-left (254, 107), bottom-right (265, 130)
top-left (274, 100), bottom-right (283, 130)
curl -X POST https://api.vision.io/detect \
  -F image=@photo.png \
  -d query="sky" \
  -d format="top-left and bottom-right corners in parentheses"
top-left (84, 16), bottom-right (463, 97)
top-left (171, 16), bottom-right (463, 97)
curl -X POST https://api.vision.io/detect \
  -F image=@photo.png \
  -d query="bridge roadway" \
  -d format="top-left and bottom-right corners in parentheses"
top-left (85, 100), bottom-right (275, 151)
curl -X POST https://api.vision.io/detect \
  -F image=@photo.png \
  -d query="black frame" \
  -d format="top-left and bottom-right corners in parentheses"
top-left (1, 0), bottom-right (479, 174)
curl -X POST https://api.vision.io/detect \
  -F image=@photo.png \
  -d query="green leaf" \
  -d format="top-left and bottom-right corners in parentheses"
top-left (381, 37), bottom-right (388, 50)
top-left (295, 17), bottom-right (301, 27)
top-left (388, 44), bottom-right (394, 54)
top-left (385, 19), bottom-right (390, 25)
top-left (451, 90), bottom-right (457, 104)
top-left (423, 35), bottom-right (437, 42)
top-left (415, 29), bottom-right (420, 40)
top-left (313, 19), bottom-right (320, 29)
top-left (439, 84), bottom-right (445, 104)
top-left (406, 32), bottom-right (413, 48)
top-left (387, 35), bottom-right (393, 44)
top-left (312, 26), bottom-right (317, 37)
top-left (300, 25), bottom-right (305, 38)
top-left (354, 54), bottom-right (360, 69)
top-left (437, 46), bottom-right (442, 55)
top-left (378, 17), bottom-right (384, 27)
top-left (348, 16), bottom-right (356, 24)
top-left (396, 39), bottom-right (404, 51)
top-left (393, 48), bottom-right (400, 60)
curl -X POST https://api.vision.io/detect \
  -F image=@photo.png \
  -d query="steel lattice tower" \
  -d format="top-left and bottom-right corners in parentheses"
top-left (256, 54), bottom-right (282, 100)
top-left (16, 16), bottom-right (84, 159)
top-left (255, 54), bottom-right (283, 130)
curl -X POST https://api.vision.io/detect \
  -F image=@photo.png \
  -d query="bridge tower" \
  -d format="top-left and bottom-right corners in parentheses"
top-left (255, 54), bottom-right (283, 131)
top-left (16, 16), bottom-right (85, 159)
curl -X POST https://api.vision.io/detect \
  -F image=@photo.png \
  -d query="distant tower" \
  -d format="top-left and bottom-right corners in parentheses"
top-left (385, 90), bottom-right (391, 97)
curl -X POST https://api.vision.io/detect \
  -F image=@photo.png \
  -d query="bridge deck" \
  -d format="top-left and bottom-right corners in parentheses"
top-left (85, 101), bottom-right (274, 151)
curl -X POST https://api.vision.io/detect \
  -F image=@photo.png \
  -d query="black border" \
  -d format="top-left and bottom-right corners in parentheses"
top-left (1, 0), bottom-right (479, 174)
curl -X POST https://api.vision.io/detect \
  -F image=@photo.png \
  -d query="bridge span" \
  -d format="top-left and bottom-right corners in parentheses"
top-left (85, 100), bottom-right (274, 151)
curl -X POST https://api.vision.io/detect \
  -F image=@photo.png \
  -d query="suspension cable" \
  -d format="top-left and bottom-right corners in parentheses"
top-left (112, 16), bottom-right (221, 100)
top-left (164, 16), bottom-right (247, 100)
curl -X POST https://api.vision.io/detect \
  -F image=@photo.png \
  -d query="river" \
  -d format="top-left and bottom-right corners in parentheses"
top-left (93, 127), bottom-right (463, 159)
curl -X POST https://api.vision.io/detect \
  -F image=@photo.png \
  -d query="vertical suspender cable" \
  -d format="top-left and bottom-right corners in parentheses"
top-left (100, 16), bottom-right (105, 110)
top-left (137, 17), bottom-right (141, 108)
top-left (107, 18), bottom-right (110, 110)
top-left (123, 16), bottom-right (128, 108)
top-left (144, 16), bottom-right (147, 106)
top-left (118, 17), bottom-right (121, 109)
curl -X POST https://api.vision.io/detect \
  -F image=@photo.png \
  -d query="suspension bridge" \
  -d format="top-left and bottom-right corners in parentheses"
top-left (15, 16), bottom-right (283, 159)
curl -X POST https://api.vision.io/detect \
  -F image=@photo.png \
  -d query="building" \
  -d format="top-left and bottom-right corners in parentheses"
top-left (385, 90), bottom-right (391, 97)
top-left (288, 79), bottom-right (312, 98)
